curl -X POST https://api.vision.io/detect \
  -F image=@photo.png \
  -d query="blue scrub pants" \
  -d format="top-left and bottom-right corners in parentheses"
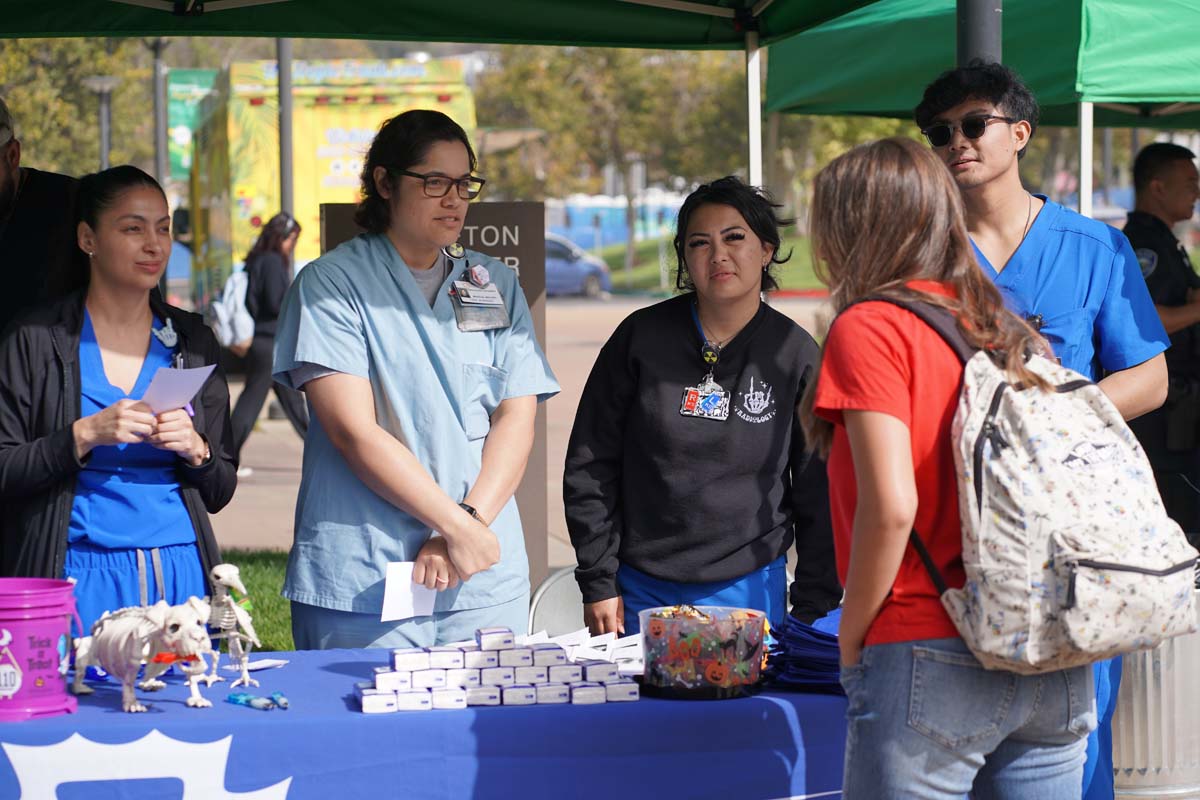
top-left (64, 540), bottom-right (207, 636)
top-left (617, 555), bottom-right (787, 635)
top-left (291, 593), bottom-right (529, 650)
top-left (1082, 657), bottom-right (1122, 800)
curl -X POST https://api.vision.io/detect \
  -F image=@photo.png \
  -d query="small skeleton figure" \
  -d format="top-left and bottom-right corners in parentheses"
top-left (72, 597), bottom-right (214, 712)
top-left (206, 563), bottom-right (262, 688)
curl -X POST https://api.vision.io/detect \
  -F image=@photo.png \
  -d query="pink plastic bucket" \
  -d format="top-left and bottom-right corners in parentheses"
top-left (0, 578), bottom-right (81, 721)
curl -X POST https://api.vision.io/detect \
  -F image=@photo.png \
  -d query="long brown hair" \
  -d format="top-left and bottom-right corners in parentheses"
top-left (800, 137), bottom-right (1047, 456)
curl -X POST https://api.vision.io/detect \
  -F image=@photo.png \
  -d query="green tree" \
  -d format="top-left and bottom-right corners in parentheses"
top-left (476, 46), bottom-right (660, 271)
top-left (0, 38), bottom-right (154, 176)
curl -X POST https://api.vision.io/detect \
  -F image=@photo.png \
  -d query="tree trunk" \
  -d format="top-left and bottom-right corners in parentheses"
top-left (624, 161), bottom-right (637, 284)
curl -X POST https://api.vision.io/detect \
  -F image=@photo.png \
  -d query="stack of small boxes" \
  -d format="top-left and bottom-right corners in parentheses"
top-left (356, 625), bottom-right (639, 712)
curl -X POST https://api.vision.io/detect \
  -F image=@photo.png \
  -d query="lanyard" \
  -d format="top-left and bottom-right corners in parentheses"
top-left (690, 303), bottom-right (722, 370)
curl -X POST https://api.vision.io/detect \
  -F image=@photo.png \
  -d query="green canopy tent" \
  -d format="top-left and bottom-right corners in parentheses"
top-left (766, 0), bottom-right (1200, 215)
top-left (0, 0), bottom-right (879, 184)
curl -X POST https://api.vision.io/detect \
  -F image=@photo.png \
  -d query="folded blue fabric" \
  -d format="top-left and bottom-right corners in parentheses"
top-left (764, 609), bottom-right (843, 695)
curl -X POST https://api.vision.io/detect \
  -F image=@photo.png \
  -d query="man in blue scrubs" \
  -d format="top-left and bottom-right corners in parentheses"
top-left (915, 63), bottom-right (1169, 800)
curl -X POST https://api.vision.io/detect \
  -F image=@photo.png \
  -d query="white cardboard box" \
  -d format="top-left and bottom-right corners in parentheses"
top-left (432, 687), bottom-right (468, 710)
top-left (476, 626), bottom-right (516, 651)
top-left (570, 682), bottom-right (607, 705)
top-left (548, 664), bottom-right (583, 684)
top-left (427, 646), bottom-right (466, 670)
top-left (605, 680), bottom-right (640, 702)
top-left (445, 668), bottom-right (482, 688)
top-left (499, 648), bottom-right (533, 668)
top-left (531, 643), bottom-right (568, 666)
top-left (466, 686), bottom-right (502, 706)
top-left (461, 646), bottom-right (499, 669)
top-left (412, 669), bottom-right (447, 689)
top-left (373, 666), bottom-right (412, 692)
top-left (515, 666), bottom-right (548, 685)
top-left (536, 682), bottom-right (570, 704)
top-left (480, 666), bottom-right (516, 687)
top-left (502, 684), bottom-right (537, 706)
top-left (395, 689), bottom-right (433, 711)
top-left (392, 647), bottom-right (431, 672)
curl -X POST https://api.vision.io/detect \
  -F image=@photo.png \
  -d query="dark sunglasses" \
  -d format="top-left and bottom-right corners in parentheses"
top-left (393, 168), bottom-right (486, 200)
top-left (922, 114), bottom-right (1016, 148)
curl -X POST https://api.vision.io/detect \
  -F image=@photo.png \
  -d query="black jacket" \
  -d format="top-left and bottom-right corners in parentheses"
top-left (245, 251), bottom-right (290, 338)
top-left (563, 294), bottom-right (842, 622)
top-left (0, 290), bottom-right (237, 582)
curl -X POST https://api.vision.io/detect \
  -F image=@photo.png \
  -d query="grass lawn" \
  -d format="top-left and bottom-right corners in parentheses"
top-left (597, 235), bottom-right (823, 294)
top-left (222, 549), bottom-right (293, 652)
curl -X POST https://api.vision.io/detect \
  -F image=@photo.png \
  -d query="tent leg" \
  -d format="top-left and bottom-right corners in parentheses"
top-left (746, 30), bottom-right (763, 187)
top-left (1078, 101), bottom-right (1093, 218)
top-left (278, 37), bottom-right (294, 216)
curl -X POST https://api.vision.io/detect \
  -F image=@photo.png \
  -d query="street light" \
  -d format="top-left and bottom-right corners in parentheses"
top-left (82, 75), bottom-right (122, 170)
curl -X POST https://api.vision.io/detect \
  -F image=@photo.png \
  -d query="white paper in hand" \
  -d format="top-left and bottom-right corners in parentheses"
top-left (381, 562), bottom-right (437, 622)
top-left (140, 365), bottom-right (216, 414)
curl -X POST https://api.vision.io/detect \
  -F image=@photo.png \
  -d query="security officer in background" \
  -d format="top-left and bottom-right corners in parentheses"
top-left (1125, 142), bottom-right (1200, 544)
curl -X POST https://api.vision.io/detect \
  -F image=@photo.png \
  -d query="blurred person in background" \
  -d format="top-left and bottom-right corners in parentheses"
top-left (229, 211), bottom-right (308, 477)
top-left (1124, 142), bottom-right (1200, 544)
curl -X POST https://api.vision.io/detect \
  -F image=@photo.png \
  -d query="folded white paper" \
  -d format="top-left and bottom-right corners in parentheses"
top-left (550, 628), bottom-right (590, 648)
top-left (140, 365), bottom-right (215, 415)
top-left (381, 562), bottom-right (437, 622)
top-left (586, 631), bottom-right (617, 651)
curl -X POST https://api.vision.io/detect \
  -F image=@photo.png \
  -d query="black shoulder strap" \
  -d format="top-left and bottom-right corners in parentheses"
top-left (849, 295), bottom-right (977, 365)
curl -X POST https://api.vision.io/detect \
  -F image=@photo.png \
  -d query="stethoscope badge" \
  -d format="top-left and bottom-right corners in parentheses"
top-left (442, 242), bottom-right (466, 260)
top-left (152, 318), bottom-right (179, 349)
top-left (468, 264), bottom-right (490, 287)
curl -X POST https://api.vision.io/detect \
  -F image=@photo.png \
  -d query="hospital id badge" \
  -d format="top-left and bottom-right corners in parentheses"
top-left (450, 281), bottom-right (511, 332)
top-left (680, 376), bottom-right (729, 421)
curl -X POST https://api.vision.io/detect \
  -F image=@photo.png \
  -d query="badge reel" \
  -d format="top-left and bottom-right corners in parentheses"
top-left (444, 244), bottom-right (511, 333)
top-left (680, 335), bottom-right (729, 422)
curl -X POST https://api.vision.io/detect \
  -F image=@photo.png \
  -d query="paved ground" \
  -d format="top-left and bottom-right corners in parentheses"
top-left (213, 294), bottom-right (830, 570)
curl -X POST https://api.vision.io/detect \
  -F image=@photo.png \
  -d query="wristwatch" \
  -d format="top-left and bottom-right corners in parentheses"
top-left (459, 502), bottom-right (485, 523)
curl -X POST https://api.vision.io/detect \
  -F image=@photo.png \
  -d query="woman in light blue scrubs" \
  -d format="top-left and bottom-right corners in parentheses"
top-left (274, 110), bottom-right (559, 649)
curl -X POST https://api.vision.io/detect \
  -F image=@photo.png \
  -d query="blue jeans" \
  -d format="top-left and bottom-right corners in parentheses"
top-left (617, 555), bottom-right (787, 635)
top-left (840, 638), bottom-right (1096, 800)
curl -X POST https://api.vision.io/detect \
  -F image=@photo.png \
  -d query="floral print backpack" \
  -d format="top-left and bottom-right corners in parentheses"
top-left (874, 297), bottom-right (1198, 674)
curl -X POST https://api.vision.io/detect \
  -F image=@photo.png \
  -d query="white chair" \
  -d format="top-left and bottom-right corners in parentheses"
top-left (528, 566), bottom-right (585, 637)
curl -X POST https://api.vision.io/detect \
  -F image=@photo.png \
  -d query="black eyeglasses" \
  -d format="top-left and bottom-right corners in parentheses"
top-left (921, 114), bottom-right (1016, 148)
top-left (393, 169), bottom-right (486, 200)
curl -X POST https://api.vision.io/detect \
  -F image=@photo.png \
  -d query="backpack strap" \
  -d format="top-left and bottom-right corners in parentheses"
top-left (854, 295), bottom-right (977, 365)
top-left (839, 294), bottom-right (972, 598)
top-left (907, 531), bottom-right (950, 596)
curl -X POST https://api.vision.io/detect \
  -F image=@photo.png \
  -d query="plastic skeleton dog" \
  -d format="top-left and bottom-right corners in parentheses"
top-left (71, 597), bottom-right (214, 712)
top-left (205, 564), bottom-right (262, 688)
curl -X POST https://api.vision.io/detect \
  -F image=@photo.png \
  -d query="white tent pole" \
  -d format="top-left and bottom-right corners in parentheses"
top-left (746, 29), bottom-right (763, 186)
top-left (1079, 101), bottom-right (1093, 218)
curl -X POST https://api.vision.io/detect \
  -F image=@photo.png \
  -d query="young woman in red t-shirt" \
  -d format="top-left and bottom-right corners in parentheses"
top-left (801, 138), bottom-right (1096, 799)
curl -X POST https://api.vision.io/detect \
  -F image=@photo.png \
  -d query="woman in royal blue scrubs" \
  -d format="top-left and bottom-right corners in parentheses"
top-left (0, 166), bottom-right (236, 631)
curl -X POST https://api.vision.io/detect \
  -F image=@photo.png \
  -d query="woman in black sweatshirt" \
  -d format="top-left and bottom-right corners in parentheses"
top-left (229, 212), bottom-right (308, 475)
top-left (563, 177), bottom-right (841, 636)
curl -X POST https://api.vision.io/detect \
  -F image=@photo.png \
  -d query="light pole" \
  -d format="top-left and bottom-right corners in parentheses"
top-left (82, 75), bottom-right (122, 170)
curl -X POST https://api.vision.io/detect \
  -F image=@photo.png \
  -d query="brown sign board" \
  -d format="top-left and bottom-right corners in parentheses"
top-left (319, 202), bottom-right (552, 590)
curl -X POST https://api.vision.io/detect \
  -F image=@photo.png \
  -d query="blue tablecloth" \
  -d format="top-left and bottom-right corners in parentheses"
top-left (0, 649), bottom-right (847, 800)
